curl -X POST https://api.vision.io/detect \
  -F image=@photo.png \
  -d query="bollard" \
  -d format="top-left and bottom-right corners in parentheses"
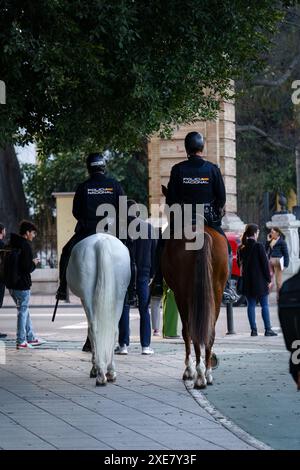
top-left (226, 302), bottom-right (236, 335)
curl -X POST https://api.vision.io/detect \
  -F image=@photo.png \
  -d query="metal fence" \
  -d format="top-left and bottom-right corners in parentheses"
top-left (31, 216), bottom-right (57, 268)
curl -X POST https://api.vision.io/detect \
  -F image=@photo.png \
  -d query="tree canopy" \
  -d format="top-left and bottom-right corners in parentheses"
top-left (0, 0), bottom-right (297, 153)
top-left (236, 4), bottom-right (300, 204)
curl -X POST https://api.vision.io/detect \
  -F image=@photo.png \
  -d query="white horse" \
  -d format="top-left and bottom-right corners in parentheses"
top-left (67, 233), bottom-right (131, 386)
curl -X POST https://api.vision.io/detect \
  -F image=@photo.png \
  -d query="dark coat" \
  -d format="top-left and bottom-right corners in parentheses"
top-left (238, 239), bottom-right (271, 299)
top-left (72, 172), bottom-right (124, 234)
top-left (10, 233), bottom-right (36, 290)
top-left (129, 218), bottom-right (157, 279)
top-left (265, 237), bottom-right (289, 268)
top-left (166, 156), bottom-right (226, 214)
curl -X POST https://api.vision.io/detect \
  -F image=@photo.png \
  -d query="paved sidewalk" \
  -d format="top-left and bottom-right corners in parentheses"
top-left (0, 339), bottom-right (263, 451)
top-left (0, 292), bottom-right (296, 450)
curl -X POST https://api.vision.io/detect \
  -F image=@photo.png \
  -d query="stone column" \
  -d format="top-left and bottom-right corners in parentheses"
top-left (266, 213), bottom-right (300, 280)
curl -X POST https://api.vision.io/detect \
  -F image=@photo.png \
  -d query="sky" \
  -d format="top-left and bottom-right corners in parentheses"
top-left (15, 142), bottom-right (36, 164)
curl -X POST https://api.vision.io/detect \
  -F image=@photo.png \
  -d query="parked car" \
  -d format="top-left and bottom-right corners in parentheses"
top-left (226, 231), bottom-right (247, 307)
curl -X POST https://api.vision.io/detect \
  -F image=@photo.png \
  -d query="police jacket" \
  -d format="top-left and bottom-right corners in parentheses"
top-left (9, 233), bottom-right (36, 290)
top-left (166, 155), bottom-right (226, 221)
top-left (72, 172), bottom-right (125, 234)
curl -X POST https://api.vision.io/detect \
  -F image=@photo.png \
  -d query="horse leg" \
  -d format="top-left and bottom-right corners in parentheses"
top-left (106, 334), bottom-right (117, 383)
top-left (182, 320), bottom-right (195, 381)
top-left (194, 342), bottom-right (207, 389)
top-left (205, 330), bottom-right (215, 385)
top-left (87, 324), bottom-right (98, 378)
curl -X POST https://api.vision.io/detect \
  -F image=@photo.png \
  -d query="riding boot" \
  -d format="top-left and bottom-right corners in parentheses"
top-left (56, 253), bottom-right (68, 301)
top-left (82, 336), bottom-right (92, 352)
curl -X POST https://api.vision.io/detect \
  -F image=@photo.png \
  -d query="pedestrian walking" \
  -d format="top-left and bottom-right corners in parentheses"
top-left (265, 227), bottom-right (289, 299)
top-left (115, 201), bottom-right (157, 355)
top-left (238, 223), bottom-right (277, 337)
top-left (7, 220), bottom-right (44, 349)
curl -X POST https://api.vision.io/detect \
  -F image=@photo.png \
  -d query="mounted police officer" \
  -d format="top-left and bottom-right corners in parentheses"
top-left (56, 152), bottom-right (125, 301)
top-left (152, 131), bottom-right (238, 304)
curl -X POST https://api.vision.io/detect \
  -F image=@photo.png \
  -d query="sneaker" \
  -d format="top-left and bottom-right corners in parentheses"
top-left (16, 341), bottom-right (33, 349)
top-left (28, 338), bottom-right (46, 346)
top-left (141, 347), bottom-right (154, 355)
top-left (153, 329), bottom-right (160, 336)
top-left (114, 345), bottom-right (128, 355)
top-left (265, 329), bottom-right (278, 337)
top-left (251, 329), bottom-right (258, 337)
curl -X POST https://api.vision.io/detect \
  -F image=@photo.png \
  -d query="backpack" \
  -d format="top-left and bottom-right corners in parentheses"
top-left (0, 245), bottom-right (21, 288)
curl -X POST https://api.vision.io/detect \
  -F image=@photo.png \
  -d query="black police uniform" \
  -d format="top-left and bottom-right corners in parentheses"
top-left (166, 154), bottom-right (226, 231)
top-left (151, 154), bottom-right (234, 300)
top-left (58, 172), bottom-right (124, 293)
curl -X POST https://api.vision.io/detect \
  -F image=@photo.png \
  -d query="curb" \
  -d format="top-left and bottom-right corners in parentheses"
top-left (185, 382), bottom-right (272, 451)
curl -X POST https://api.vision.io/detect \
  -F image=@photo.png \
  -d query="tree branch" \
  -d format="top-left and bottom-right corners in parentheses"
top-left (252, 53), bottom-right (300, 87)
top-left (236, 124), bottom-right (294, 150)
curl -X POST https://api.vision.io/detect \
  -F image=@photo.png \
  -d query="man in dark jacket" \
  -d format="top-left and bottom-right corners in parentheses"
top-left (56, 152), bottom-right (125, 300)
top-left (115, 201), bottom-right (157, 355)
top-left (152, 131), bottom-right (238, 303)
top-left (9, 220), bottom-right (43, 349)
top-left (0, 223), bottom-right (7, 337)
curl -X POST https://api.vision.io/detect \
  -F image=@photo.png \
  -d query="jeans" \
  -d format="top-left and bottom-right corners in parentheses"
top-left (118, 303), bottom-right (130, 347)
top-left (10, 290), bottom-right (35, 344)
top-left (136, 273), bottom-right (151, 347)
top-left (246, 294), bottom-right (272, 331)
top-left (118, 271), bottom-right (152, 348)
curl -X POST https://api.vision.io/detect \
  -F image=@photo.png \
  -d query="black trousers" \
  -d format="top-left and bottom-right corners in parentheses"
top-left (0, 282), bottom-right (5, 308)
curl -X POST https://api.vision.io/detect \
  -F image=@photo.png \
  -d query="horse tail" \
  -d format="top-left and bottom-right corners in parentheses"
top-left (93, 237), bottom-right (116, 372)
top-left (190, 232), bottom-right (215, 347)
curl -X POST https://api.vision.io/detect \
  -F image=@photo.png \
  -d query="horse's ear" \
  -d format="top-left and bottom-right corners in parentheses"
top-left (161, 185), bottom-right (168, 197)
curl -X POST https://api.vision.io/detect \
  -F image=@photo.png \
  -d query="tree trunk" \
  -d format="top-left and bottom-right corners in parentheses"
top-left (0, 145), bottom-right (28, 235)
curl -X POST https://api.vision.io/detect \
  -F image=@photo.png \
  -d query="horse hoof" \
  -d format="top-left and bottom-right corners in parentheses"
top-left (106, 373), bottom-right (116, 383)
top-left (90, 367), bottom-right (97, 378)
top-left (211, 353), bottom-right (219, 370)
top-left (96, 378), bottom-right (107, 386)
top-left (194, 382), bottom-right (207, 390)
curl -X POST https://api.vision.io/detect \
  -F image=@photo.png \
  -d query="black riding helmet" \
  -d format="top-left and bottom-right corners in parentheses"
top-left (86, 153), bottom-right (106, 174)
top-left (184, 131), bottom-right (204, 155)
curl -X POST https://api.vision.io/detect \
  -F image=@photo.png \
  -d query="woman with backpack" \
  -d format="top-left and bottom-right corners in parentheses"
top-left (237, 224), bottom-right (277, 337)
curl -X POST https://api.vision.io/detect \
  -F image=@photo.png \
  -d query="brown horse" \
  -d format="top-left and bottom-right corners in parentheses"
top-left (161, 187), bottom-right (228, 389)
